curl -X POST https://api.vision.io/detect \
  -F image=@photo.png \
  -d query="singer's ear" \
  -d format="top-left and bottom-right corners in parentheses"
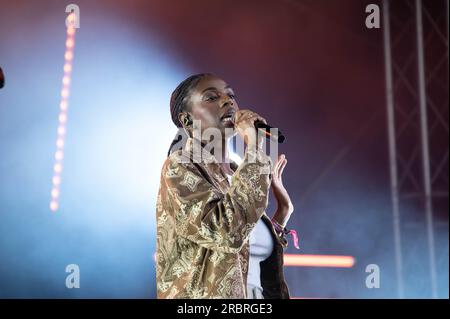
top-left (178, 112), bottom-right (192, 128)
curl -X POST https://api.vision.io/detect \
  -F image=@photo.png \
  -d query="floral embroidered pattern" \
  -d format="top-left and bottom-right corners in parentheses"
top-left (155, 137), bottom-right (287, 299)
top-left (209, 250), bottom-right (225, 267)
top-left (180, 171), bottom-right (202, 192)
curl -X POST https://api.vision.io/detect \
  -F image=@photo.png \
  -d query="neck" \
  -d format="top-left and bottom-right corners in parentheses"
top-left (193, 137), bottom-right (230, 164)
top-left (212, 138), bottom-right (230, 164)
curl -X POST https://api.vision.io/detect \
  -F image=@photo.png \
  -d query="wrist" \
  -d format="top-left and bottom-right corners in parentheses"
top-left (272, 209), bottom-right (292, 228)
top-left (271, 216), bottom-right (300, 250)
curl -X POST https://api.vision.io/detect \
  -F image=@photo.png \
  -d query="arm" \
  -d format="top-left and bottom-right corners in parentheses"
top-left (161, 148), bottom-right (272, 254)
top-left (270, 154), bottom-right (296, 249)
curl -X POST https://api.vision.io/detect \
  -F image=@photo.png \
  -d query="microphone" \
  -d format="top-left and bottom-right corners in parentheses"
top-left (0, 67), bottom-right (4, 89)
top-left (254, 120), bottom-right (286, 144)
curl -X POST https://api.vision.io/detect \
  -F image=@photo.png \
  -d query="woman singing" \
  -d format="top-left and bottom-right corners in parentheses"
top-left (156, 73), bottom-right (296, 299)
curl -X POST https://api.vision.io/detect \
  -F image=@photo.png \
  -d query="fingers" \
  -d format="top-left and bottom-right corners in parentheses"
top-left (279, 158), bottom-right (287, 176)
top-left (274, 154), bottom-right (283, 174)
top-left (273, 154), bottom-right (282, 170)
top-left (273, 154), bottom-right (287, 178)
top-left (234, 110), bottom-right (252, 123)
top-left (235, 109), bottom-right (266, 125)
top-left (255, 115), bottom-right (267, 125)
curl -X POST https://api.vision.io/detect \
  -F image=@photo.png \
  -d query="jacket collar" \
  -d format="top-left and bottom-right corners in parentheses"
top-left (183, 137), bottom-right (238, 190)
top-left (183, 137), bottom-right (238, 171)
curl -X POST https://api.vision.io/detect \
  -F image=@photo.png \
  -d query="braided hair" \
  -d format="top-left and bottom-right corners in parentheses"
top-left (167, 73), bottom-right (212, 156)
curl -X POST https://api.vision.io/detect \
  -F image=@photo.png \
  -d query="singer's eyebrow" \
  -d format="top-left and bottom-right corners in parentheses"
top-left (201, 85), bottom-right (234, 94)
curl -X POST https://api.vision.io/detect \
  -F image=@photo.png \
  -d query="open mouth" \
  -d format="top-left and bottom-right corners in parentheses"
top-left (221, 111), bottom-right (235, 125)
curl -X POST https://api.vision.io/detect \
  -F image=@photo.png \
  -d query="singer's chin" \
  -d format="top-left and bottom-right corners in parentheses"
top-left (223, 122), bottom-right (235, 129)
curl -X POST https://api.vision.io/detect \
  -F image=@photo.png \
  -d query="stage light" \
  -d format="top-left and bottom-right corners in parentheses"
top-left (57, 126), bottom-right (66, 135)
top-left (56, 138), bottom-right (64, 148)
top-left (63, 64), bottom-right (72, 73)
top-left (50, 22), bottom-right (76, 212)
top-left (60, 101), bottom-right (68, 110)
top-left (64, 51), bottom-right (73, 61)
top-left (54, 163), bottom-right (63, 173)
top-left (50, 200), bottom-right (59, 212)
top-left (66, 39), bottom-right (74, 48)
top-left (52, 175), bottom-right (61, 186)
top-left (55, 150), bottom-right (64, 161)
top-left (62, 76), bottom-right (70, 85)
top-left (67, 12), bottom-right (77, 26)
top-left (61, 88), bottom-right (69, 98)
top-left (51, 188), bottom-right (60, 198)
top-left (284, 254), bottom-right (355, 268)
top-left (59, 113), bottom-right (67, 123)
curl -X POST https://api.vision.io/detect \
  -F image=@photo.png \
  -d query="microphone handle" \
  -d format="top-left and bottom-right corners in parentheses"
top-left (254, 120), bottom-right (286, 144)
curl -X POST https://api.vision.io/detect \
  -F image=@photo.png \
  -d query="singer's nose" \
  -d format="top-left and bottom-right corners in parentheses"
top-left (221, 98), bottom-right (233, 108)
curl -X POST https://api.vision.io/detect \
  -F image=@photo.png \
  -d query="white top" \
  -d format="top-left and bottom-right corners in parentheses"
top-left (225, 171), bottom-right (274, 299)
top-left (247, 217), bottom-right (274, 299)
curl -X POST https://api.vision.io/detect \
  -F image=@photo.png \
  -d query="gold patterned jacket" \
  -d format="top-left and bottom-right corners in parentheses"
top-left (156, 137), bottom-right (290, 299)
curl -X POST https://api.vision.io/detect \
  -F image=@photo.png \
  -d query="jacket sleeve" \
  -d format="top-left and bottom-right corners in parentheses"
top-left (160, 149), bottom-right (272, 253)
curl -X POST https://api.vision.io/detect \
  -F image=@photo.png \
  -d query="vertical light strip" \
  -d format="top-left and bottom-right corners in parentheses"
top-left (415, 0), bottom-right (438, 299)
top-left (50, 14), bottom-right (77, 212)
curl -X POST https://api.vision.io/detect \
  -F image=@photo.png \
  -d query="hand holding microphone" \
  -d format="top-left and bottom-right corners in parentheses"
top-left (233, 109), bottom-right (286, 150)
top-left (233, 109), bottom-right (267, 150)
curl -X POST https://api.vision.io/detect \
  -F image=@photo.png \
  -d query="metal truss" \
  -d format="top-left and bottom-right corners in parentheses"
top-left (383, 0), bottom-right (449, 298)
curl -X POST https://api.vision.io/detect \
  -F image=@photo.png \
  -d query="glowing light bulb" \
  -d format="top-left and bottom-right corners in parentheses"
top-left (56, 138), bottom-right (64, 148)
top-left (62, 76), bottom-right (70, 85)
top-left (51, 188), bottom-right (60, 198)
top-left (55, 150), bottom-right (64, 161)
top-left (67, 13), bottom-right (77, 25)
top-left (61, 88), bottom-right (69, 98)
top-left (50, 200), bottom-right (59, 211)
top-left (59, 113), bottom-right (67, 124)
top-left (66, 39), bottom-right (74, 48)
top-left (64, 51), bottom-right (73, 61)
top-left (51, 22), bottom-right (76, 212)
top-left (52, 175), bottom-right (61, 185)
top-left (64, 64), bottom-right (72, 73)
top-left (57, 126), bottom-right (66, 135)
top-left (54, 163), bottom-right (63, 173)
top-left (60, 100), bottom-right (68, 110)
